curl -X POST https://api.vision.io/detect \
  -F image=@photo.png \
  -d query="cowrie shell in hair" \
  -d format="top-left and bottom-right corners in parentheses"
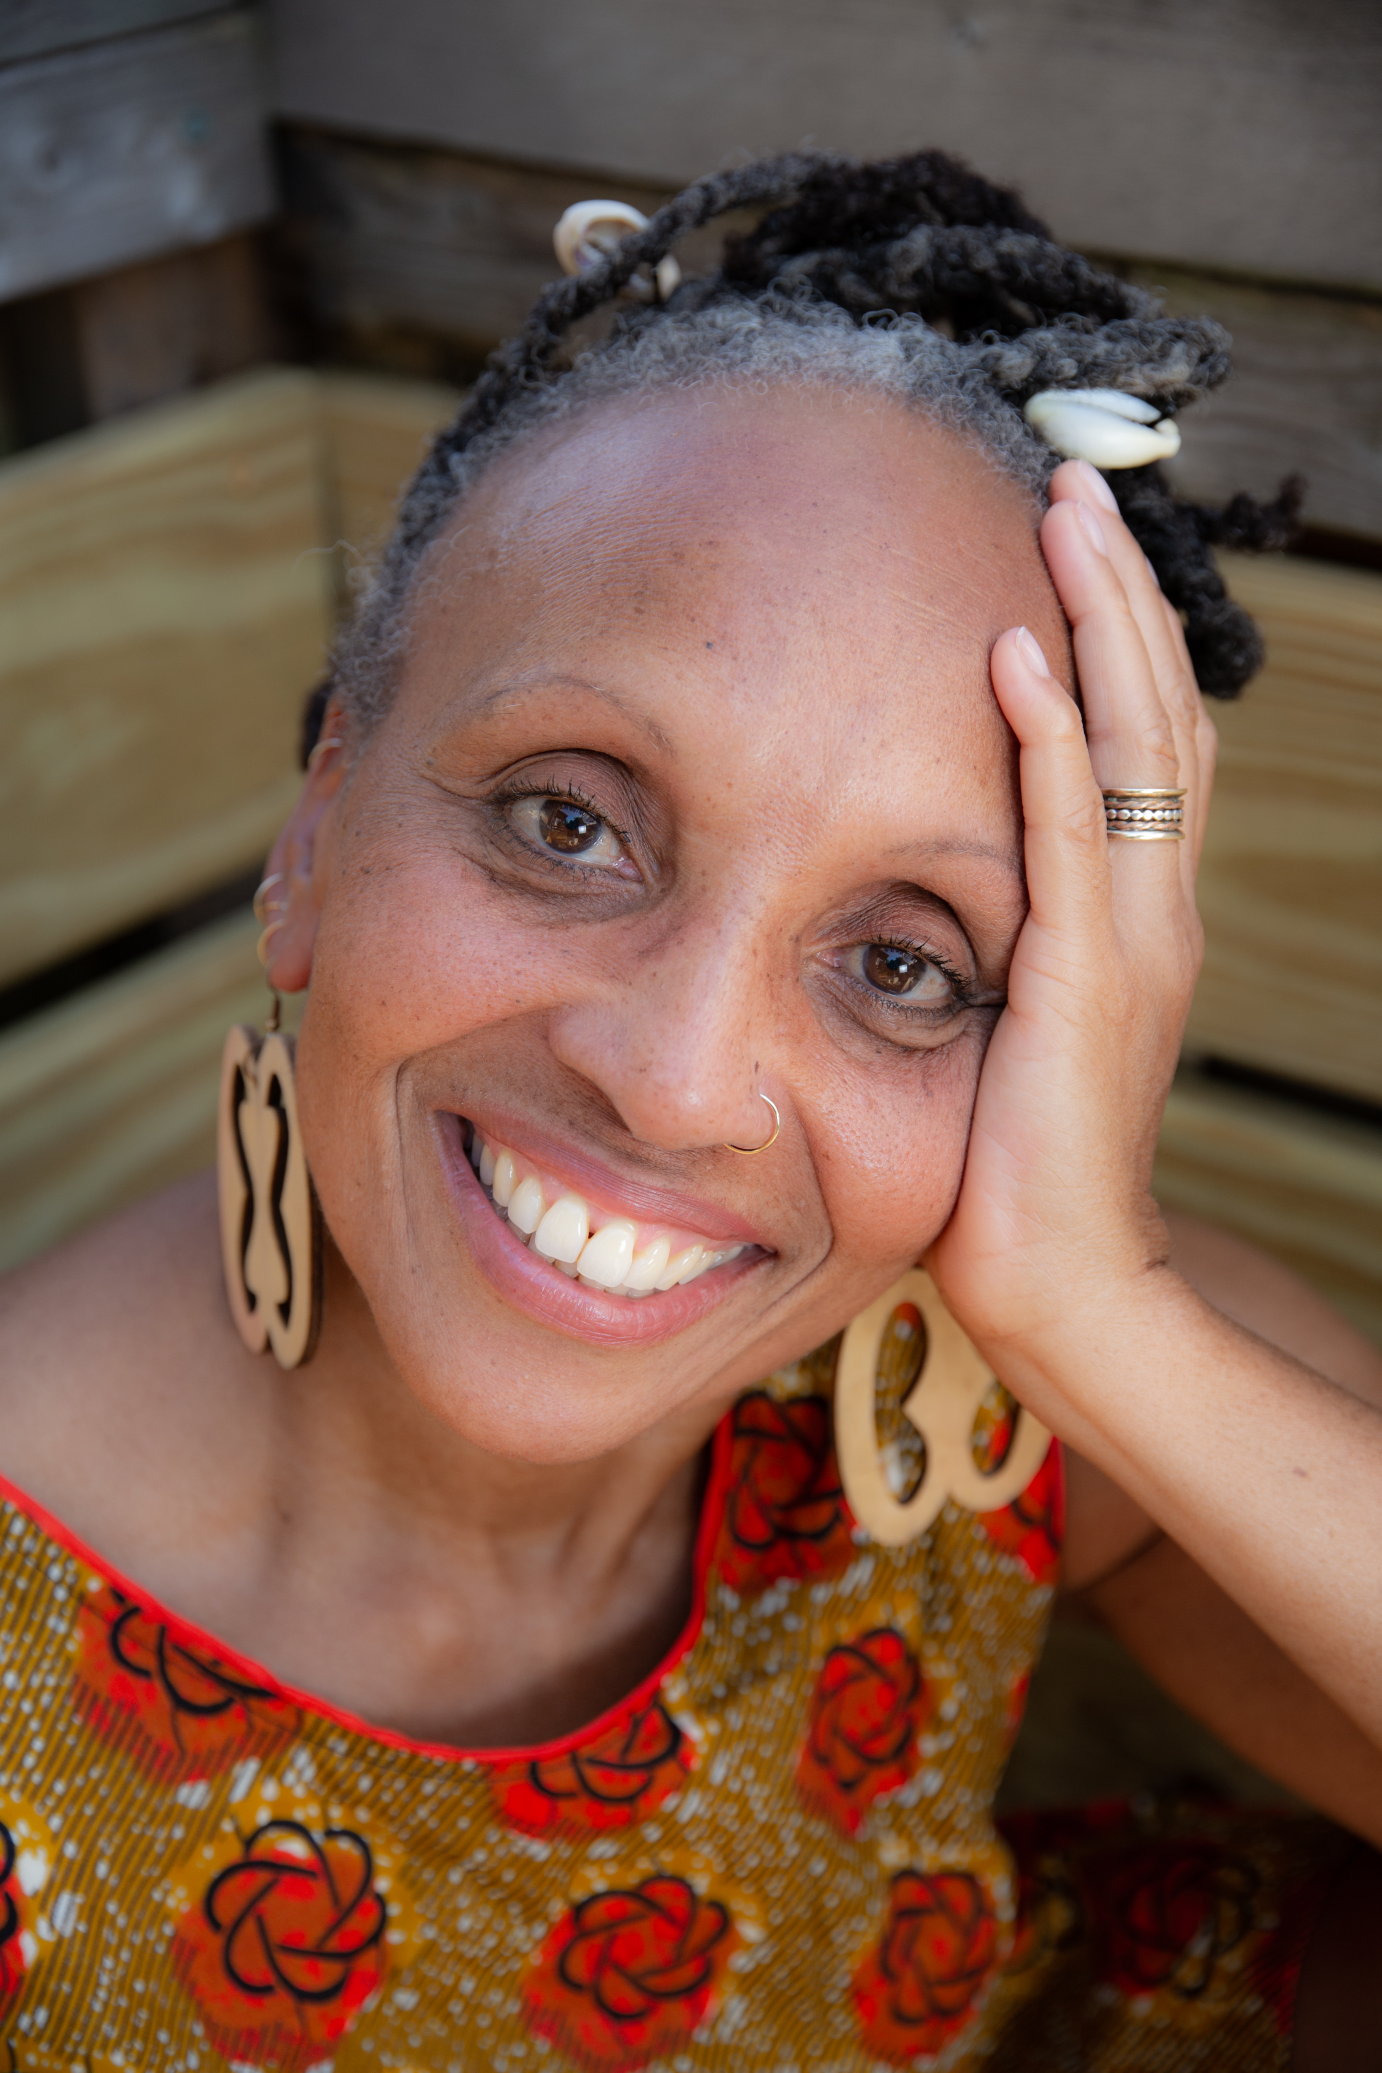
top-left (553, 199), bottom-right (681, 300)
top-left (1024, 388), bottom-right (1181, 468)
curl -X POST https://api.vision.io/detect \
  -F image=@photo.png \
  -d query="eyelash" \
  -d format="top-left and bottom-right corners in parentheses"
top-left (851, 935), bottom-right (973, 1018)
top-left (492, 778), bottom-right (631, 869)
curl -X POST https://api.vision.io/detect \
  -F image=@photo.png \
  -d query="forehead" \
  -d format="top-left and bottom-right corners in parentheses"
top-left (401, 383), bottom-right (1062, 814)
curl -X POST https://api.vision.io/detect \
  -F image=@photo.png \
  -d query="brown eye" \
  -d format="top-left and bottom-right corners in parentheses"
top-left (847, 942), bottom-right (954, 1008)
top-left (538, 798), bottom-right (603, 853)
top-left (508, 792), bottom-right (630, 871)
top-left (864, 945), bottom-right (928, 993)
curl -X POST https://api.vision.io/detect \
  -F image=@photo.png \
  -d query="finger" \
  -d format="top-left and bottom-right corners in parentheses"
top-left (1050, 462), bottom-right (1204, 891)
top-left (1039, 496), bottom-right (1178, 791)
top-left (989, 625), bottom-right (1111, 950)
top-left (1166, 596), bottom-right (1219, 868)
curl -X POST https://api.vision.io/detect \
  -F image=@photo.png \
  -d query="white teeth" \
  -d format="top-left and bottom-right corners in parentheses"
top-left (533, 1195), bottom-right (589, 1264)
top-left (576, 1220), bottom-right (636, 1289)
top-left (622, 1235), bottom-right (671, 1292)
top-left (658, 1243), bottom-right (705, 1290)
top-left (470, 1126), bottom-right (752, 1294)
top-left (491, 1151), bottom-right (516, 1208)
top-left (507, 1176), bottom-right (546, 1236)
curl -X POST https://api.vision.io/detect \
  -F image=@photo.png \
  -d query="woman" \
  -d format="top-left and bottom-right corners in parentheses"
top-left (0, 151), bottom-right (1378, 2072)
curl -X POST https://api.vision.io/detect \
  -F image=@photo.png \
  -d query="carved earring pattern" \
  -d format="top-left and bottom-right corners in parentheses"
top-left (217, 887), bottom-right (322, 1369)
top-left (834, 1269), bottom-right (1050, 1547)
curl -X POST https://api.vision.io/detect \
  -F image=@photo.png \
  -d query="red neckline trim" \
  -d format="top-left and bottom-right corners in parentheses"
top-left (0, 1409), bottom-right (735, 1769)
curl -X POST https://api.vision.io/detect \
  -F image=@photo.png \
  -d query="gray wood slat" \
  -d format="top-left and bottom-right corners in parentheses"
top-left (267, 0), bottom-right (1382, 293)
top-left (0, 10), bottom-right (273, 302)
top-left (279, 129), bottom-right (1382, 542)
top-left (0, 1), bottom-right (227, 67)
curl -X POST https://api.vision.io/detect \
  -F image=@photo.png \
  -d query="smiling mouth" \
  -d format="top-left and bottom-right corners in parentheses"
top-left (462, 1122), bottom-right (752, 1297)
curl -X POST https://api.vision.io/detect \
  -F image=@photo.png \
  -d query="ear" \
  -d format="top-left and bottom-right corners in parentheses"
top-left (261, 697), bottom-right (352, 997)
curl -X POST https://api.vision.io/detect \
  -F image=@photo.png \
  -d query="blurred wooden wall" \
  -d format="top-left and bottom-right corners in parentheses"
top-left (0, 0), bottom-right (1378, 1343)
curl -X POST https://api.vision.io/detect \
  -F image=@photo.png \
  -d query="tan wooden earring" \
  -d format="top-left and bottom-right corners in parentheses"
top-left (217, 1020), bottom-right (322, 1369)
top-left (835, 1269), bottom-right (1050, 1547)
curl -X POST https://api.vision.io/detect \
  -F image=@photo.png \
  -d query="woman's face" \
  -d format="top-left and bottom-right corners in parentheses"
top-left (288, 384), bottom-right (1071, 1461)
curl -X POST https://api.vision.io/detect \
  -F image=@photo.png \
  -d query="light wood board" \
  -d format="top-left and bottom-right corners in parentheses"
top-left (0, 11), bottom-right (273, 302)
top-left (268, 0), bottom-right (1382, 292)
top-left (1155, 1072), bottom-right (1382, 1349)
top-left (0, 909), bottom-right (270, 1273)
top-left (320, 370), bottom-right (461, 579)
top-left (1189, 553), bottom-right (1382, 1103)
top-left (0, 368), bottom-right (333, 986)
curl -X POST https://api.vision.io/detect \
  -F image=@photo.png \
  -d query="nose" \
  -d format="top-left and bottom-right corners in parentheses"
top-left (545, 907), bottom-right (782, 1154)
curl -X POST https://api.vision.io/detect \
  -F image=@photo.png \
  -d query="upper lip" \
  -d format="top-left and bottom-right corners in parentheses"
top-left (450, 1107), bottom-right (770, 1249)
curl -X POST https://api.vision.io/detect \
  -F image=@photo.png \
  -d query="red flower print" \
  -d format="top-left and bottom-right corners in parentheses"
top-left (853, 1870), bottom-right (1000, 2064)
top-left (494, 1696), bottom-right (694, 1838)
top-left (979, 1441), bottom-right (1064, 1585)
top-left (172, 1820), bottom-right (391, 2071)
top-left (74, 1584), bottom-right (298, 1783)
top-left (524, 1874), bottom-right (737, 2072)
top-left (797, 1629), bottom-right (928, 1834)
top-left (1083, 1840), bottom-right (1258, 2000)
top-left (716, 1392), bottom-right (855, 1594)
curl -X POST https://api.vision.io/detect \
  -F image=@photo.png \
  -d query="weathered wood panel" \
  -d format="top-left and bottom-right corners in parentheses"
top-left (0, 368), bottom-right (332, 986)
top-left (268, 0), bottom-right (1382, 292)
top-left (73, 232), bottom-right (274, 422)
top-left (0, 910), bottom-right (270, 1272)
top-left (1147, 272), bottom-right (1382, 545)
top-left (279, 132), bottom-right (1382, 547)
top-left (1189, 553), bottom-right (1382, 1103)
top-left (0, 11), bottom-right (273, 303)
top-left (1155, 1072), bottom-right (1382, 1349)
top-left (0, 0), bottom-right (224, 66)
top-left (281, 129), bottom-right (672, 352)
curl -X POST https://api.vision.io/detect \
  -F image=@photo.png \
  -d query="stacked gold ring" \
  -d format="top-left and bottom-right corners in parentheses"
top-left (1101, 787), bottom-right (1186, 840)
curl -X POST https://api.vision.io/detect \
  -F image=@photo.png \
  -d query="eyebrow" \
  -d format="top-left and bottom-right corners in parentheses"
top-left (473, 673), bottom-right (676, 756)
top-left (883, 836), bottom-right (1025, 881)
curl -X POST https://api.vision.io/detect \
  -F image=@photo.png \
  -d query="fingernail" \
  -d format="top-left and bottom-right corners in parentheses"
top-left (1075, 501), bottom-right (1108, 554)
top-left (1014, 626), bottom-right (1051, 677)
top-left (1073, 459), bottom-right (1119, 513)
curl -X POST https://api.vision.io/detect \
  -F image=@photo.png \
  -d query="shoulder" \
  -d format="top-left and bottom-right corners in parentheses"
top-left (0, 1172), bottom-right (270, 1574)
top-left (1163, 1210), bottom-right (1382, 1406)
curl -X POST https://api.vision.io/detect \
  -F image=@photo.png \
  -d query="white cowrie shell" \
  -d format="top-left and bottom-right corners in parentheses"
top-left (552, 199), bottom-right (681, 301)
top-left (1023, 389), bottom-right (1181, 468)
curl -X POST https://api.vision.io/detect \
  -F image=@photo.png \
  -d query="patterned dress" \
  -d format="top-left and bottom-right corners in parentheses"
top-left (0, 1325), bottom-right (1343, 2072)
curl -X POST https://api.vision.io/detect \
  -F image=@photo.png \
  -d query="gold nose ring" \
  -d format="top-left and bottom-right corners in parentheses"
top-left (725, 1094), bottom-right (781, 1156)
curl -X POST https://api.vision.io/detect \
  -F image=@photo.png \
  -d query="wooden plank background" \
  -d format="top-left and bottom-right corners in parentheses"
top-left (0, 0), bottom-right (226, 66)
top-left (0, 368), bottom-right (332, 986)
top-left (0, 9), bottom-right (273, 302)
top-left (1190, 554), bottom-right (1382, 1102)
top-left (0, 910), bottom-right (272, 1272)
top-left (277, 128), bottom-right (1382, 544)
top-left (268, 0), bottom-right (1382, 293)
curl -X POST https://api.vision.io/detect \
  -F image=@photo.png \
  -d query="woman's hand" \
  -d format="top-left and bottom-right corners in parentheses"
top-left (928, 455), bottom-right (1215, 1366)
top-left (929, 460), bottom-right (1382, 1750)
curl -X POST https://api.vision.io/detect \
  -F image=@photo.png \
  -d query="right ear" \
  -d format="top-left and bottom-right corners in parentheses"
top-left (261, 697), bottom-right (351, 998)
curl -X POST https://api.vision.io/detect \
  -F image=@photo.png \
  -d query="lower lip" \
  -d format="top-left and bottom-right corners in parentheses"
top-left (437, 1116), bottom-right (763, 1347)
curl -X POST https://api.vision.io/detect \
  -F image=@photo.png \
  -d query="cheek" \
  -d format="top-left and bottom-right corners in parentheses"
top-left (809, 1031), bottom-right (988, 1275)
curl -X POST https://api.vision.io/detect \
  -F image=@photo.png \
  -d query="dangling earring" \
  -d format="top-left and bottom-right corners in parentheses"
top-left (216, 879), bottom-right (322, 1369)
top-left (835, 1269), bottom-right (1050, 1547)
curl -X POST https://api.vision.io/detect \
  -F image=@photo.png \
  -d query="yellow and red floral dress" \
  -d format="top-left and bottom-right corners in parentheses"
top-left (0, 1331), bottom-right (1343, 2072)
